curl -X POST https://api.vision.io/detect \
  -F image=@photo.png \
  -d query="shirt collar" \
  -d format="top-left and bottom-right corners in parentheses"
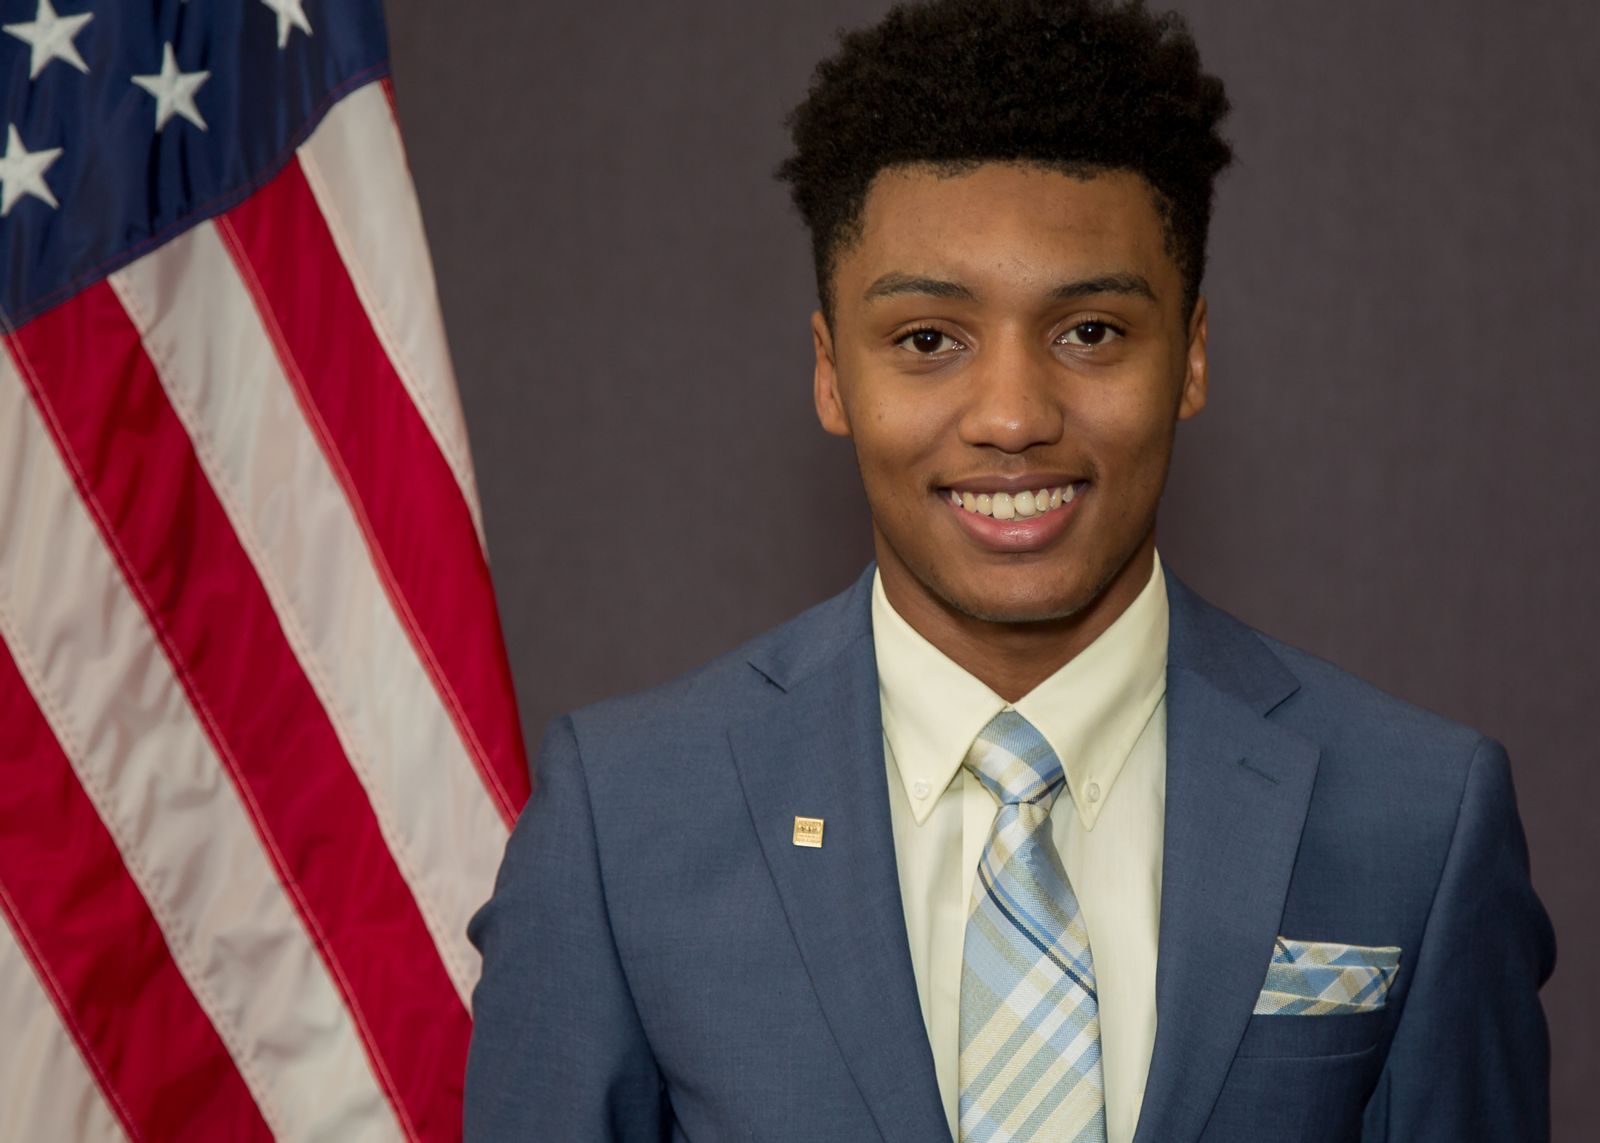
top-left (872, 553), bottom-right (1169, 830)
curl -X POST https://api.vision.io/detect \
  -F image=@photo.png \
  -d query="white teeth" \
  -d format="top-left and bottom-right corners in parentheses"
top-left (949, 483), bottom-right (1080, 520)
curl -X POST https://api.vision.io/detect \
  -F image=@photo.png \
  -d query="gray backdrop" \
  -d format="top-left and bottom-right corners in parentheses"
top-left (384, 1), bottom-right (1597, 1134)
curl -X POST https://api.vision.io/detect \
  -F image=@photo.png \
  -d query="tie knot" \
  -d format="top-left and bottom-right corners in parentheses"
top-left (964, 710), bottom-right (1065, 809)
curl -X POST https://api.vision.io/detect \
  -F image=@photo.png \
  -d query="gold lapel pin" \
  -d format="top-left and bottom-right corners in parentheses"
top-left (792, 816), bottom-right (825, 848)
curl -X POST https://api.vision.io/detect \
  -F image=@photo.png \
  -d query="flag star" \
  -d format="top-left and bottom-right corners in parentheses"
top-left (0, 124), bottom-right (63, 216)
top-left (259, 0), bottom-right (312, 49)
top-left (131, 43), bottom-right (210, 132)
top-left (2, 0), bottom-right (93, 79)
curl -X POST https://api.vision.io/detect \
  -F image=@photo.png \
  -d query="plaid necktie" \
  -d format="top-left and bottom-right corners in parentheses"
top-left (958, 710), bottom-right (1106, 1143)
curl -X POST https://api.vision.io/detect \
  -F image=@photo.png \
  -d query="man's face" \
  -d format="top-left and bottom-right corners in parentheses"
top-left (812, 163), bottom-right (1207, 640)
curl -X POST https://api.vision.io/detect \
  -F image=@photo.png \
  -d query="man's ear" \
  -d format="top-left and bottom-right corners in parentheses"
top-left (812, 310), bottom-right (851, 438)
top-left (1178, 295), bottom-right (1209, 421)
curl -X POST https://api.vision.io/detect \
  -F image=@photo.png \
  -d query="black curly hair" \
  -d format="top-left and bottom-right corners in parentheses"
top-left (777, 0), bottom-right (1233, 322)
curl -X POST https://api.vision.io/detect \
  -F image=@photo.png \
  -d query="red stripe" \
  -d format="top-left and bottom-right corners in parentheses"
top-left (218, 158), bottom-right (529, 824)
top-left (6, 284), bottom-right (470, 1140)
top-left (0, 625), bottom-right (272, 1142)
top-left (380, 76), bottom-right (401, 125)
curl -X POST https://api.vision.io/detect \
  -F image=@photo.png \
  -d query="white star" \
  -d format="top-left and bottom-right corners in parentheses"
top-left (131, 43), bottom-right (210, 132)
top-left (0, 124), bottom-right (62, 216)
top-left (259, 0), bottom-right (312, 50)
top-left (3, 0), bottom-right (93, 79)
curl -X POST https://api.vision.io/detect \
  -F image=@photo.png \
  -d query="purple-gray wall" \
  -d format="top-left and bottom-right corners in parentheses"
top-left (384, 1), bottom-right (1598, 1133)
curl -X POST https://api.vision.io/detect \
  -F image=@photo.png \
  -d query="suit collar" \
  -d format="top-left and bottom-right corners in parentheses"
top-left (742, 565), bottom-right (877, 694)
top-left (748, 564), bottom-right (1298, 712)
top-left (1164, 572), bottom-right (1301, 715)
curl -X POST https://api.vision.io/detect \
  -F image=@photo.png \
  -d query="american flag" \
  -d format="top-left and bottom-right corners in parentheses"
top-left (0, 1), bottom-right (529, 1138)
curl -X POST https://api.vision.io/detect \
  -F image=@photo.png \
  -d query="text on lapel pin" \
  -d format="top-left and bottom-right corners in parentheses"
top-left (792, 816), bottom-right (824, 848)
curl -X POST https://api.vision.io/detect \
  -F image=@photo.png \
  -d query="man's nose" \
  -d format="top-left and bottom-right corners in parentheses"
top-left (956, 335), bottom-right (1065, 454)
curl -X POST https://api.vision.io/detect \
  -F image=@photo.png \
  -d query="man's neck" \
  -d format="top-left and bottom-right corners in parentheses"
top-left (879, 541), bottom-right (1157, 703)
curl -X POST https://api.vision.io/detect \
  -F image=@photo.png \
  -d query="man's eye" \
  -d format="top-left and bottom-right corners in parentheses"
top-left (1059, 321), bottom-right (1119, 347)
top-left (898, 328), bottom-right (964, 355)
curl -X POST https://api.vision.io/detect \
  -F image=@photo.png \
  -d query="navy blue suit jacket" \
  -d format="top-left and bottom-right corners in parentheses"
top-left (465, 569), bottom-right (1554, 1141)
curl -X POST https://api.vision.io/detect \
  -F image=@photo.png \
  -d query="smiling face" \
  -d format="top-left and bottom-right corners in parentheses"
top-left (812, 162), bottom-right (1208, 672)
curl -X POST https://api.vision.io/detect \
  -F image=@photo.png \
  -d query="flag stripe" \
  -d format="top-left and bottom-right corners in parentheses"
top-left (0, 907), bottom-right (129, 1143)
top-left (222, 150), bottom-right (529, 826)
top-left (291, 91), bottom-right (534, 819)
top-left (298, 81), bottom-right (485, 547)
top-left (111, 221), bottom-right (506, 1005)
top-left (0, 624), bottom-right (271, 1142)
top-left (7, 284), bottom-right (468, 1139)
top-left (0, 344), bottom-right (396, 1141)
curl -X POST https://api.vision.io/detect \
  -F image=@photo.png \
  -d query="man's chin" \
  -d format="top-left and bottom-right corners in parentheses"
top-left (933, 579), bottom-right (1096, 628)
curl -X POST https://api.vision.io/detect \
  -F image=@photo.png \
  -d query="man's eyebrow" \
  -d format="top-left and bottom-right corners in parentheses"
top-left (1050, 273), bottom-right (1157, 303)
top-left (862, 273), bottom-right (977, 302)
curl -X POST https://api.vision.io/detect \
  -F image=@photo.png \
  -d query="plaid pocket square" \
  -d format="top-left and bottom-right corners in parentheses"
top-left (1253, 937), bottom-right (1401, 1015)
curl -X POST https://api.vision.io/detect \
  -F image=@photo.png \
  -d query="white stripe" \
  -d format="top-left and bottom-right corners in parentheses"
top-left (0, 914), bottom-right (129, 1143)
top-left (0, 350), bottom-right (400, 1143)
top-left (297, 80), bottom-right (486, 549)
top-left (110, 224), bottom-right (509, 1006)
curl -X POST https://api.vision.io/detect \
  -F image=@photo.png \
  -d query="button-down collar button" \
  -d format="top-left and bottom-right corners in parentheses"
top-left (912, 780), bottom-right (931, 800)
top-left (1086, 781), bottom-right (1102, 803)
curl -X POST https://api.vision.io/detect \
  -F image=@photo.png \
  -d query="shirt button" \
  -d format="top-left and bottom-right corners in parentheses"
top-left (1086, 782), bottom-right (1101, 803)
top-left (912, 780), bottom-right (930, 800)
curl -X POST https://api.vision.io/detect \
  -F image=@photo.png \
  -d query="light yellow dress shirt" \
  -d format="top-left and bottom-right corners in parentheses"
top-left (872, 555), bottom-right (1169, 1143)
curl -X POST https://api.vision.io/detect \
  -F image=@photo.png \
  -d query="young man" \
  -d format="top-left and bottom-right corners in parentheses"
top-left (465, 2), bottom-right (1554, 1140)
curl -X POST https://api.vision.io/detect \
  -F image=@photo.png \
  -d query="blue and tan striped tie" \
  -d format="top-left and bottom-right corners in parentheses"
top-left (958, 710), bottom-right (1106, 1143)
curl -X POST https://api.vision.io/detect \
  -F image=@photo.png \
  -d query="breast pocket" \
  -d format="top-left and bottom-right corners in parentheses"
top-left (1201, 1011), bottom-right (1389, 1142)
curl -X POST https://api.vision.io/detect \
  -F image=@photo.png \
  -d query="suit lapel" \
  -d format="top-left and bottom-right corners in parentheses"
top-left (728, 581), bottom-right (949, 1143)
top-left (1132, 581), bottom-right (1320, 1143)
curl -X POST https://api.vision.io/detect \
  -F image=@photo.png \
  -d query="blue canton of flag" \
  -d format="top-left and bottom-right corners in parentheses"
top-left (2, 0), bottom-right (386, 326)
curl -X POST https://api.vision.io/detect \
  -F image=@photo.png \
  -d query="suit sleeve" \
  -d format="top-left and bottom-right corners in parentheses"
top-left (1363, 737), bottom-right (1556, 1141)
top-left (464, 716), bottom-right (668, 1141)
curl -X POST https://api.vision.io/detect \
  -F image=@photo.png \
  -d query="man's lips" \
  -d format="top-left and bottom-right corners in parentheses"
top-left (943, 473), bottom-right (1081, 495)
top-left (939, 478), bottom-right (1087, 553)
